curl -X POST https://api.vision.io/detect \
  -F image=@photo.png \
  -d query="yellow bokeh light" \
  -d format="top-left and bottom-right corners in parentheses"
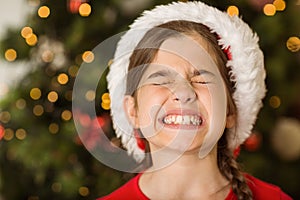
top-left (68, 65), bottom-right (79, 77)
top-left (15, 129), bottom-right (27, 140)
top-left (26, 33), bottom-right (38, 46)
top-left (38, 6), bottom-right (50, 18)
top-left (273, 0), bottom-right (286, 11)
top-left (48, 91), bottom-right (58, 103)
top-left (286, 37), bottom-right (300, 52)
top-left (49, 123), bottom-right (59, 134)
top-left (21, 26), bottom-right (33, 38)
top-left (61, 110), bottom-right (72, 121)
top-left (101, 102), bottom-right (110, 110)
top-left (30, 88), bottom-right (42, 100)
top-left (263, 4), bottom-right (276, 16)
top-left (0, 111), bottom-right (11, 123)
top-left (82, 51), bottom-right (94, 63)
top-left (16, 98), bottom-right (26, 110)
top-left (269, 96), bottom-right (281, 108)
top-left (4, 128), bottom-right (14, 141)
top-left (79, 186), bottom-right (90, 196)
top-left (57, 73), bottom-right (69, 85)
top-left (33, 105), bottom-right (44, 116)
top-left (79, 3), bottom-right (91, 17)
top-left (85, 90), bottom-right (95, 101)
top-left (101, 92), bottom-right (110, 104)
top-left (5, 49), bottom-right (17, 62)
top-left (227, 5), bottom-right (239, 17)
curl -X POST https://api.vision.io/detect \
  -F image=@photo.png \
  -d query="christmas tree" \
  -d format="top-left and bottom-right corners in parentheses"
top-left (0, 0), bottom-right (299, 199)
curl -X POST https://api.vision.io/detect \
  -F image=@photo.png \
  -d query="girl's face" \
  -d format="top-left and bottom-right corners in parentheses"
top-left (125, 35), bottom-right (231, 158)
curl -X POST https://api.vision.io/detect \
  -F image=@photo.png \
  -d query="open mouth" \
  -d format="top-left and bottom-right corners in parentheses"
top-left (162, 114), bottom-right (203, 126)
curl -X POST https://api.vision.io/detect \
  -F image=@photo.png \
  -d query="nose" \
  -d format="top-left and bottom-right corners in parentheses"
top-left (171, 81), bottom-right (196, 104)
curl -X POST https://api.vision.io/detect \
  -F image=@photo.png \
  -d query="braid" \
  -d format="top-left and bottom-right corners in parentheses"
top-left (218, 134), bottom-right (253, 200)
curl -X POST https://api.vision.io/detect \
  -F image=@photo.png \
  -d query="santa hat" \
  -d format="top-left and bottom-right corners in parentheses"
top-left (107, 1), bottom-right (266, 162)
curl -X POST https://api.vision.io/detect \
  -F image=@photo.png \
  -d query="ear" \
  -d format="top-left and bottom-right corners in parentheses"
top-left (123, 95), bottom-right (139, 128)
top-left (225, 114), bottom-right (236, 129)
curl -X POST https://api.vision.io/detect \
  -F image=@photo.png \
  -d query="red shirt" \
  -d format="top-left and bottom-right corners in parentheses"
top-left (98, 173), bottom-right (293, 200)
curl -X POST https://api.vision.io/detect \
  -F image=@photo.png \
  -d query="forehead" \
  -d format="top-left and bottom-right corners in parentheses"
top-left (150, 36), bottom-right (218, 72)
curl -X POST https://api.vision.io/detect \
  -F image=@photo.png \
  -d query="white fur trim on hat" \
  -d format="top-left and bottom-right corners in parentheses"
top-left (107, 1), bottom-right (266, 162)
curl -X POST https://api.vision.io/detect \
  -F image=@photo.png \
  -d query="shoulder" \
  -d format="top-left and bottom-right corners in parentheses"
top-left (97, 173), bottom-right (149, 200)
top-left (244, 174), bottom-right (293, 200)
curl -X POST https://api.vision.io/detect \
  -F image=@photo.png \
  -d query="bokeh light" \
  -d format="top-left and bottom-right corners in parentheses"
top-left (33, 105), bottom-right (44, 116)
top-left (85, 90), bottom-right (95, 101)
top-left (79, 3), bottom-right (91, 17)
top-left (0, 111), bottom-right (11, 124)
top-left (48, 91), bottom-right (59, 103)
top-left (26, 33), bottom-right (38, 46)
top-left (286, 36), bottom-right (300, 52)
top-left (78, 186), bottom-right (89, 196)
top-left (227, 5), bottom-right (239, 17)
top-left (30, 88), bottom-right (42, 100)
top-left (263, 4), bottom-right (276, 16)
top-left (61, 110), bottom-right (72, 121)
top-left (273, 0), bottom-right (286, 11)
top-left (15, 129), bottom-right (27, 140)
top-left (4, 128), bottom-right (14, 141)
top-left (16, 99), bottom-right (27, 110)
top-left (38, 6), bottom-right (50, 18)
top-left (57, 73), bottom-right (69, 85)
top-left (49, 123), bottom-right (59, 134)
top-left (269, 96), bottom-right (281, 108)
top-left (4, 49), bottom-right (17, 62)
top-left (82, 51), bottom-right (94, 63)
top-left (21, 26), bottom-right (33, 38)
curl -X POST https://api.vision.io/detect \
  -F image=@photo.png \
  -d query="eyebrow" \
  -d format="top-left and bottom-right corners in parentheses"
top-left (193, 69), bottom-right (215, 77)
top-left (147, 69), bottom-right (172, 79)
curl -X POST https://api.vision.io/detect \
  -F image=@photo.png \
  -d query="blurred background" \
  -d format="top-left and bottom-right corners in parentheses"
top-left (0, 0), bottom-right (299, 199)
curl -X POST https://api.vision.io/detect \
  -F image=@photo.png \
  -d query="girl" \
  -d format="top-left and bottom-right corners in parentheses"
top-left (99, 1), bottom-right (292, 199)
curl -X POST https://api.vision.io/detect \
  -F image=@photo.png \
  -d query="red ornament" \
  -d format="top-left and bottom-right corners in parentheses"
top-left (0, 125), bottom-right (4, 141)
top-left (244, 133), bottom-right (262, 151)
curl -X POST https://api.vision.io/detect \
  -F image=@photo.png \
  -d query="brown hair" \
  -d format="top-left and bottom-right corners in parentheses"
top-left (126, 20), bottom-right (252, 200)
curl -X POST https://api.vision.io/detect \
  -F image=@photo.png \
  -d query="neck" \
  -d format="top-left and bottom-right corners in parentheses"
top-left (139, 146), bottom-right (230, 199)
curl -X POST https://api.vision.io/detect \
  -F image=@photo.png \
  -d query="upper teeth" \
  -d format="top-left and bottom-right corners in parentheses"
top-left (163, 115), bottom-right (202, 125)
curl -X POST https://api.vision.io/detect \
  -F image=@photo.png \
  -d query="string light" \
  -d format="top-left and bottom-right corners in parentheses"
top-left (85, 90), bottom-right (95, 101)
top-left (0, 111), bottom-right (11, 124)
top-left (33, 105), bottom-right (44, 116)
top-left (48, 91), bottom-right (59, 103)
top-left (79, 3), bottom-right (91, 17)
top-left (30, 88), bottom-right (42, 100)
top-left (61, 110), bottom-right (72, 121)
top-left (4, 128), bottom-right (14, 141)
top-left (21, 26), bottom-right (33, 38)
top-left (78, 186), bottom-right (90, 196)
top-left (269, 96), bottom-right (281, 108)
top-left (49, 123), bottom-right (59, 134)
top-left (263, 4), bottom-right (276, 16)
top-left (15, 128), bottom-right (27, 140)
top-left (26, 33), bottom-right (38, 46)
top-left (82, 51), bottom-right (94, 63)
top-left (57, 73), bottom-right (69, 85)
top-left (38, 6), bottom-right (50, 18)
top-left (273, 0), bottom-right (286, 11)
top-left (4, 49), bottom-right (17, 62)
top-left (227, 5), bottom-right (239, 17)
top-left (16, 99), bottom-right (26, 110)
top-left (286, 36), bottom-right (300, 52)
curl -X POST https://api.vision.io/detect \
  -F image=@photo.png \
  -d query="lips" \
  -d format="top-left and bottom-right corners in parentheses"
top-left (163, 114), bottom-right (202, 126)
